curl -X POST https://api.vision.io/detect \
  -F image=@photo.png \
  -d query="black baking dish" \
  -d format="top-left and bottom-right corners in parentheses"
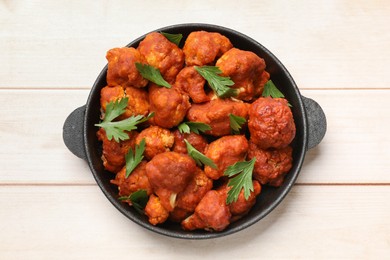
top-left (63, 23), bottom-right (326, 239)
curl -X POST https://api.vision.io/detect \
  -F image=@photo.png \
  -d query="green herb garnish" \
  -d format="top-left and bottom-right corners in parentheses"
top-left (262, 80), bottom-right (292, 107)
top-left (135, 62), bottom-right (171, 88)
top-left (161, 32), bottom-right (183, 46)
top-left (119, 189), bottom-right (148, 214)
top-left (125, 138), bottom-right (146, 178)
top-left (178, 121), bottom-right (211, 134)
top-left (229, 114), bottom-right (246, 134)
top-left (194, 66), bottom-right (237, 98)
top-left (95, 98), bottom-right (154, 142)
top-left (262, 80), bottom-right (285, 98)
top-left (101, 97), bottom-right (128, 123)
top-left (184, 139), bottom-right (217, 169)
top-left (224, 158), bottom-right (256, 204)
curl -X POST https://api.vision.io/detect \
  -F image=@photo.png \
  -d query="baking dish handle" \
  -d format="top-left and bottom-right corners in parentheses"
top-left (63, 105), bottom-right (87, 160)
top-left (302, 96), bottom-right (327, 150)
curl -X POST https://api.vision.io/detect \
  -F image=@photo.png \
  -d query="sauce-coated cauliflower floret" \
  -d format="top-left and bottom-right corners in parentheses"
top-left (148, 84), bottom-right (191, 129)
top-left (181, 180), bottom-right (261, 231)
top-left (123, 86), bottom-right (150, 117)
top-left (99, 86), bottom-right (125, 112)
top-left (100, 86), bottom-right (149, 119)
top-left (110, 161), bottom-right (152, 197)
top-left (106, 47), bottom-right (149, 88)
top-left (183, 31), bottom-right (233, 66)
top-left (96, 128), bottom-right (138, 173)
top-left (248, 97), bottom-right (296, 149)
top-left (138, 32), bottom-right (184, 84)
top-left (216, 48), bottom-right (269, 101)
top-left (204, 135), bottom-right (249, 180)
top-left (135, 126), bottom-right (174, 160)
top-left (169, 168), bottom-right (213, 222)
top-left (146, 152), bottom-right (196, 211)
top-left (174, 66), bottom-right (210, 103)
top-left (172, 129), bottom-right (208, 154)
top-left (218, 180), bottom-right (261, 221)
top-left (186, 98), bottom-right (249, 136)
top-left (145, 194), bottom-right (169, 225)
top-left (181, 190), bottom-right (231, 232)
top-left (247, 141), bottom-right (293, 187)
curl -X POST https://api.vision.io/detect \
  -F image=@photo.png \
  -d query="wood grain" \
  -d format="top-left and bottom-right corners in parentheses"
top-left (0, 185), bottom-right (388, 259)
top-left (300, 89), bottom-right (390, 184)
top-left (0, 0), bottom-right (389, 89)
top-left (0, 89), bottom-right (92, 184)
top-left (1, 1), bottom-right (389, 258)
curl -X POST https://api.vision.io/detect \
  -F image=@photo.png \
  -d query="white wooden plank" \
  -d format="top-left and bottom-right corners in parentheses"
top-left (0, 185), bottom-right (388, 259)
top-left (0, 89), bottom-right (389, 184)
top-left (299, 89), bottom-right (390, 184)
top-left (0, 0), bottom-right (389, 89)
top-left (0, 89), bottom-right (94, 184)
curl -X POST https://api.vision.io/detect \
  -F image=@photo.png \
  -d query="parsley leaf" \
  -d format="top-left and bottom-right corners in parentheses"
top-left (229, 114), bottom-right (246, 134)
top-left (135, 62), bottom-right (171, 88)
top-left (262, 80), bottom-right (292, 107)
top-left (119, 189), bottom-right (148, 214)
top-left (184, 139), bottom-right (217, 169)
top-left (194, 66), bottom-right (237, 98)
top-left (95, 98), bottom-right (154, 142)
top-left (178, 121), bottom-right (211, 134)
top-left (224, 158), bottom-right (256, 204)
top-left (125, 138), bottom-right (146, 178)
top-left (96, 112), bottom-right (154, 142)
top-left (262, 80), bottom-right (285, 98)
top-left (161, 32), bottom-right (183, 46)
top-left (102, 97), bottom-right (128, 123)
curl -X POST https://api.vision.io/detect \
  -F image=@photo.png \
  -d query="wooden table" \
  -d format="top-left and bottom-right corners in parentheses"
top-left (1, 0), bottom-right (389, 258)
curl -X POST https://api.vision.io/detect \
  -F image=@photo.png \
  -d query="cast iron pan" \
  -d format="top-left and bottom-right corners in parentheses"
top-left (63, 23), bottom-right (326, 239)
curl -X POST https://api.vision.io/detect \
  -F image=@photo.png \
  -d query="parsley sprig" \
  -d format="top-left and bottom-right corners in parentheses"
top-left (184, 139), bottom-right (217, 169)
top-left (178, 121), bottom-right (211, 134)
top-left (224, 158), bottom-right (256, 204)
top-left (262, 80), bottom-right (292, 107)
top-left (125, 139), bottom-right (146, 178)
top-left (101, 97), bottom-right (128, 122)
top-left (229, 114), bottom-right (246, 134)
top-left (194, 66), bottom-right (237, 98)
top-left (262, 80), bottom-right (284, 98)
top-left (119, 189), bottom-right (148, 214)
top-left (95, 97), bottom-right (154, 142)
top-left (135, 62), bottom-right (171, 88)
top-left (161, 32), bottom-right (183, 46)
